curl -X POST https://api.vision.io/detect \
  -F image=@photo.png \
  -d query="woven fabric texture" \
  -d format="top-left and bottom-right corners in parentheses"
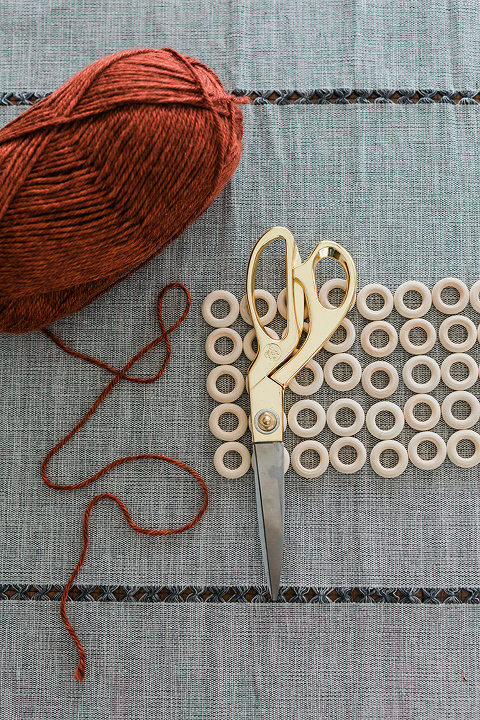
top-left (2, 1), bottom-right (480, 716)
top-left (1, 106), bottom-right (480, 588)
top-left (2, 602), bottom-right (480, 719)
top-left (1, 0), bottom-right (480, 90)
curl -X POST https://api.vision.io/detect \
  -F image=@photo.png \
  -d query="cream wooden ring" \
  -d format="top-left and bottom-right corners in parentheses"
top-left (291, 440), bottom-right (329, 478)
top-left (441, 353), bottom-right (478, 391)
top-left (277, 288), bottom-right (288, 318)
top-left (288, 399), bottom-right (326, 438)
top-left (469, 280), bottom-right (480, 313)
top-left (324, 353), bottom-right (362, 391)
top-left (441, 391), bottom-right (480, 430)
top-left (402, 355), bottom-right (441, 393)
top-left (361, 361), bottom-right (399, 399)
top-left (323, 318), bottom-right (356, 353)
top-left (360, 321), bottom-right (398, 357)
top-left (399, 318), bottom-right (436, 355)
top-left (318, 278), bottom-right (352, 310)
top-left (366, 401), bottom-right (404, 440)
top-left (329, 437), bottom-right (367, 474)
top-left (356, 283), bottom-right (393, 320)
top-left (214, 442), bottom-right (251, 479)
top-left (393, 281), bottom-right (431, 318)
top-left (370, 440), bottom-right (409, 478)
top-left (288, 359), bottom-right (324, 396)
top-left (432, 277), bottom-right (469, 314)
top-left (201, 290), bottom-right (239, 327)
top-left (408, 431), bottom-right (446, 470)
top-left (205, 328), bottom-right (243, 364)
top-left (209, 403), bottom-right (248, 441)
top-left (277, 288), bottom-right (308, 320)
top-left (326, 399), bottom-right (365, 436)
top-left (438, 315), bottom-right (477, 352)
top-left (243, 326), bottom-right (279, 362)
top-left (446, 430), bottom-right (480, 468)
top-left (240, 290), bottom-right (276, 325)
top-left (206, 365), bottom-right (245, 402)
top-left (404, 394), bottom-right (441, 431)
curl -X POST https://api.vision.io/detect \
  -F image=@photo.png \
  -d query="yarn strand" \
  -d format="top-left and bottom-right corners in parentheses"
top-left (41, 282), bottom-right (209, 681)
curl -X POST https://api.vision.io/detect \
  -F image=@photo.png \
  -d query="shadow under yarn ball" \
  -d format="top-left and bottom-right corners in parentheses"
top-left (0, 48), bottom-right (247, 333)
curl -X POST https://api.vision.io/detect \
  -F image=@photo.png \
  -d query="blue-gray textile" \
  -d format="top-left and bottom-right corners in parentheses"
top-left (1, 2), bottom-right (480, 718)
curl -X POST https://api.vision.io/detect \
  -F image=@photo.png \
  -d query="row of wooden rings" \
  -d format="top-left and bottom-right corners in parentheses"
top-left (202, 278), bottom-right (480, 329)
top-left (210, 393), bottom-right (480, 441)
top-left (205, 312), bottom-right (480, 362)
top-left (214, 428), bottom-right (480, 479)
top-left (207, 351), bottom-right (480, 401)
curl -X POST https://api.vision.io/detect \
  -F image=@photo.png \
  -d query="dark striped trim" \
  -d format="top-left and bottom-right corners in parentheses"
top-left (232, 89), bottom-right (480, 104)
top-left (0, 91), bottom-right (50, 106)
top-left (1, 90), bottom-right (480, 107)
top-left (1, 585), bottom-right (479, 603)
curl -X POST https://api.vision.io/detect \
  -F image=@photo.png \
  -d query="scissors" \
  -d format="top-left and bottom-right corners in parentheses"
top-left (246, 226), bottom-right (357, 599)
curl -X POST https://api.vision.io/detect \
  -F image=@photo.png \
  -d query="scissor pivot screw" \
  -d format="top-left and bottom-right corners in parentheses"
top-left (256, 410), bottom-right (279, 433)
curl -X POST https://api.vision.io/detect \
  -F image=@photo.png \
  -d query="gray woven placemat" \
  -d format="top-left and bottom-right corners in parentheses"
top-left (1, 602), bottom-right (479, 720)
top-left (1, 0), bottom-right (480, 90)
top-left (2, 2), bottom-right (480, 716)
top-left (1, 106), bottom-right (480, 588)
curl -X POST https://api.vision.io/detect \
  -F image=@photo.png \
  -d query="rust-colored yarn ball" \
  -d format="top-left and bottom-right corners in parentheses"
top-left (0, 48), bottom-right (247, 333)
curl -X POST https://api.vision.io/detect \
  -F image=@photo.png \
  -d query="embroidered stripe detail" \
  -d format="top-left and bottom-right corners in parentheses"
top-left (232, 89), bottom-right (480, 104)
top-left (1, 90), bottom-right (480, 107)
top-left (0, 92), bottom-right (50, 106)
top-left (1, 585), bottom-right (479, 603)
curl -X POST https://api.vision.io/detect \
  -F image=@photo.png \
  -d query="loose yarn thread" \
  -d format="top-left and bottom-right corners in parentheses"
top-left (0, 49), bottom-right (246, 679)
top-left (0, 48), bottom-right (248, 333)
top-left (41, 283), bottom-right (208, 682)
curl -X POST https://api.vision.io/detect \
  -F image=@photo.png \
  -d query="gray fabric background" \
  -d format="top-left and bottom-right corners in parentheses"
top-left (1, 0), bottom-right (480, 90)
top-left (2, 106), bottom-right (480, 587)
top-left (1, 2), bottom-right (480, 717)
top-left (2, 603), bottom-right (480, 720)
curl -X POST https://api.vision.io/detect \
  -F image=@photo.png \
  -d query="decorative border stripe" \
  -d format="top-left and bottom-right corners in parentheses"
top-left (1, 90), bottom-right (480, 107)
top-left (232, 89), bottom-right (480, 104)
top-left (1, 585), bottom-right (479, 603)
top-left (0, 92), bottom-right (50, 106)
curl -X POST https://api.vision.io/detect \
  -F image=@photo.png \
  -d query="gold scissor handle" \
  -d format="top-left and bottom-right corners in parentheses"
top-left (272, 240), bottom-right (357, 388)
top-left (246, 227), bottom-right (305, 394)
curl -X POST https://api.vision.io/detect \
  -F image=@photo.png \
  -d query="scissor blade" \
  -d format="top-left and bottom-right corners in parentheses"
top-left (252, 442), bottom-right (284, 601)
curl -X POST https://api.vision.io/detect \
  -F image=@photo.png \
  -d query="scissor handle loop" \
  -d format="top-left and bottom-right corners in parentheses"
top-left (246, 227), bottom-right (304, 391)
top-left (272, 240), bottom-right (357, 388)
top-left (299, 241), bottom-right (356, 318)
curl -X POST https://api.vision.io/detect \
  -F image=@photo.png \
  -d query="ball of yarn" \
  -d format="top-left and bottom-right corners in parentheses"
top-left (0, 48), bottom-right (247, 333)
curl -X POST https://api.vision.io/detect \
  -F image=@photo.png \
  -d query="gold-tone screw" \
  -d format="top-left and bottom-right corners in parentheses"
top-left (257, 411), bottom-right (278, 432)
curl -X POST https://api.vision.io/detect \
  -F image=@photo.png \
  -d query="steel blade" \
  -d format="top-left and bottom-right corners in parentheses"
top-left (252, 442), bottom-right (284, 600)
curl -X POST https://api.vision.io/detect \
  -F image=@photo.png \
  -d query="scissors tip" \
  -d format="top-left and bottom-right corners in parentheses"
top-left (268, 578), bottom-right (281, 601)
